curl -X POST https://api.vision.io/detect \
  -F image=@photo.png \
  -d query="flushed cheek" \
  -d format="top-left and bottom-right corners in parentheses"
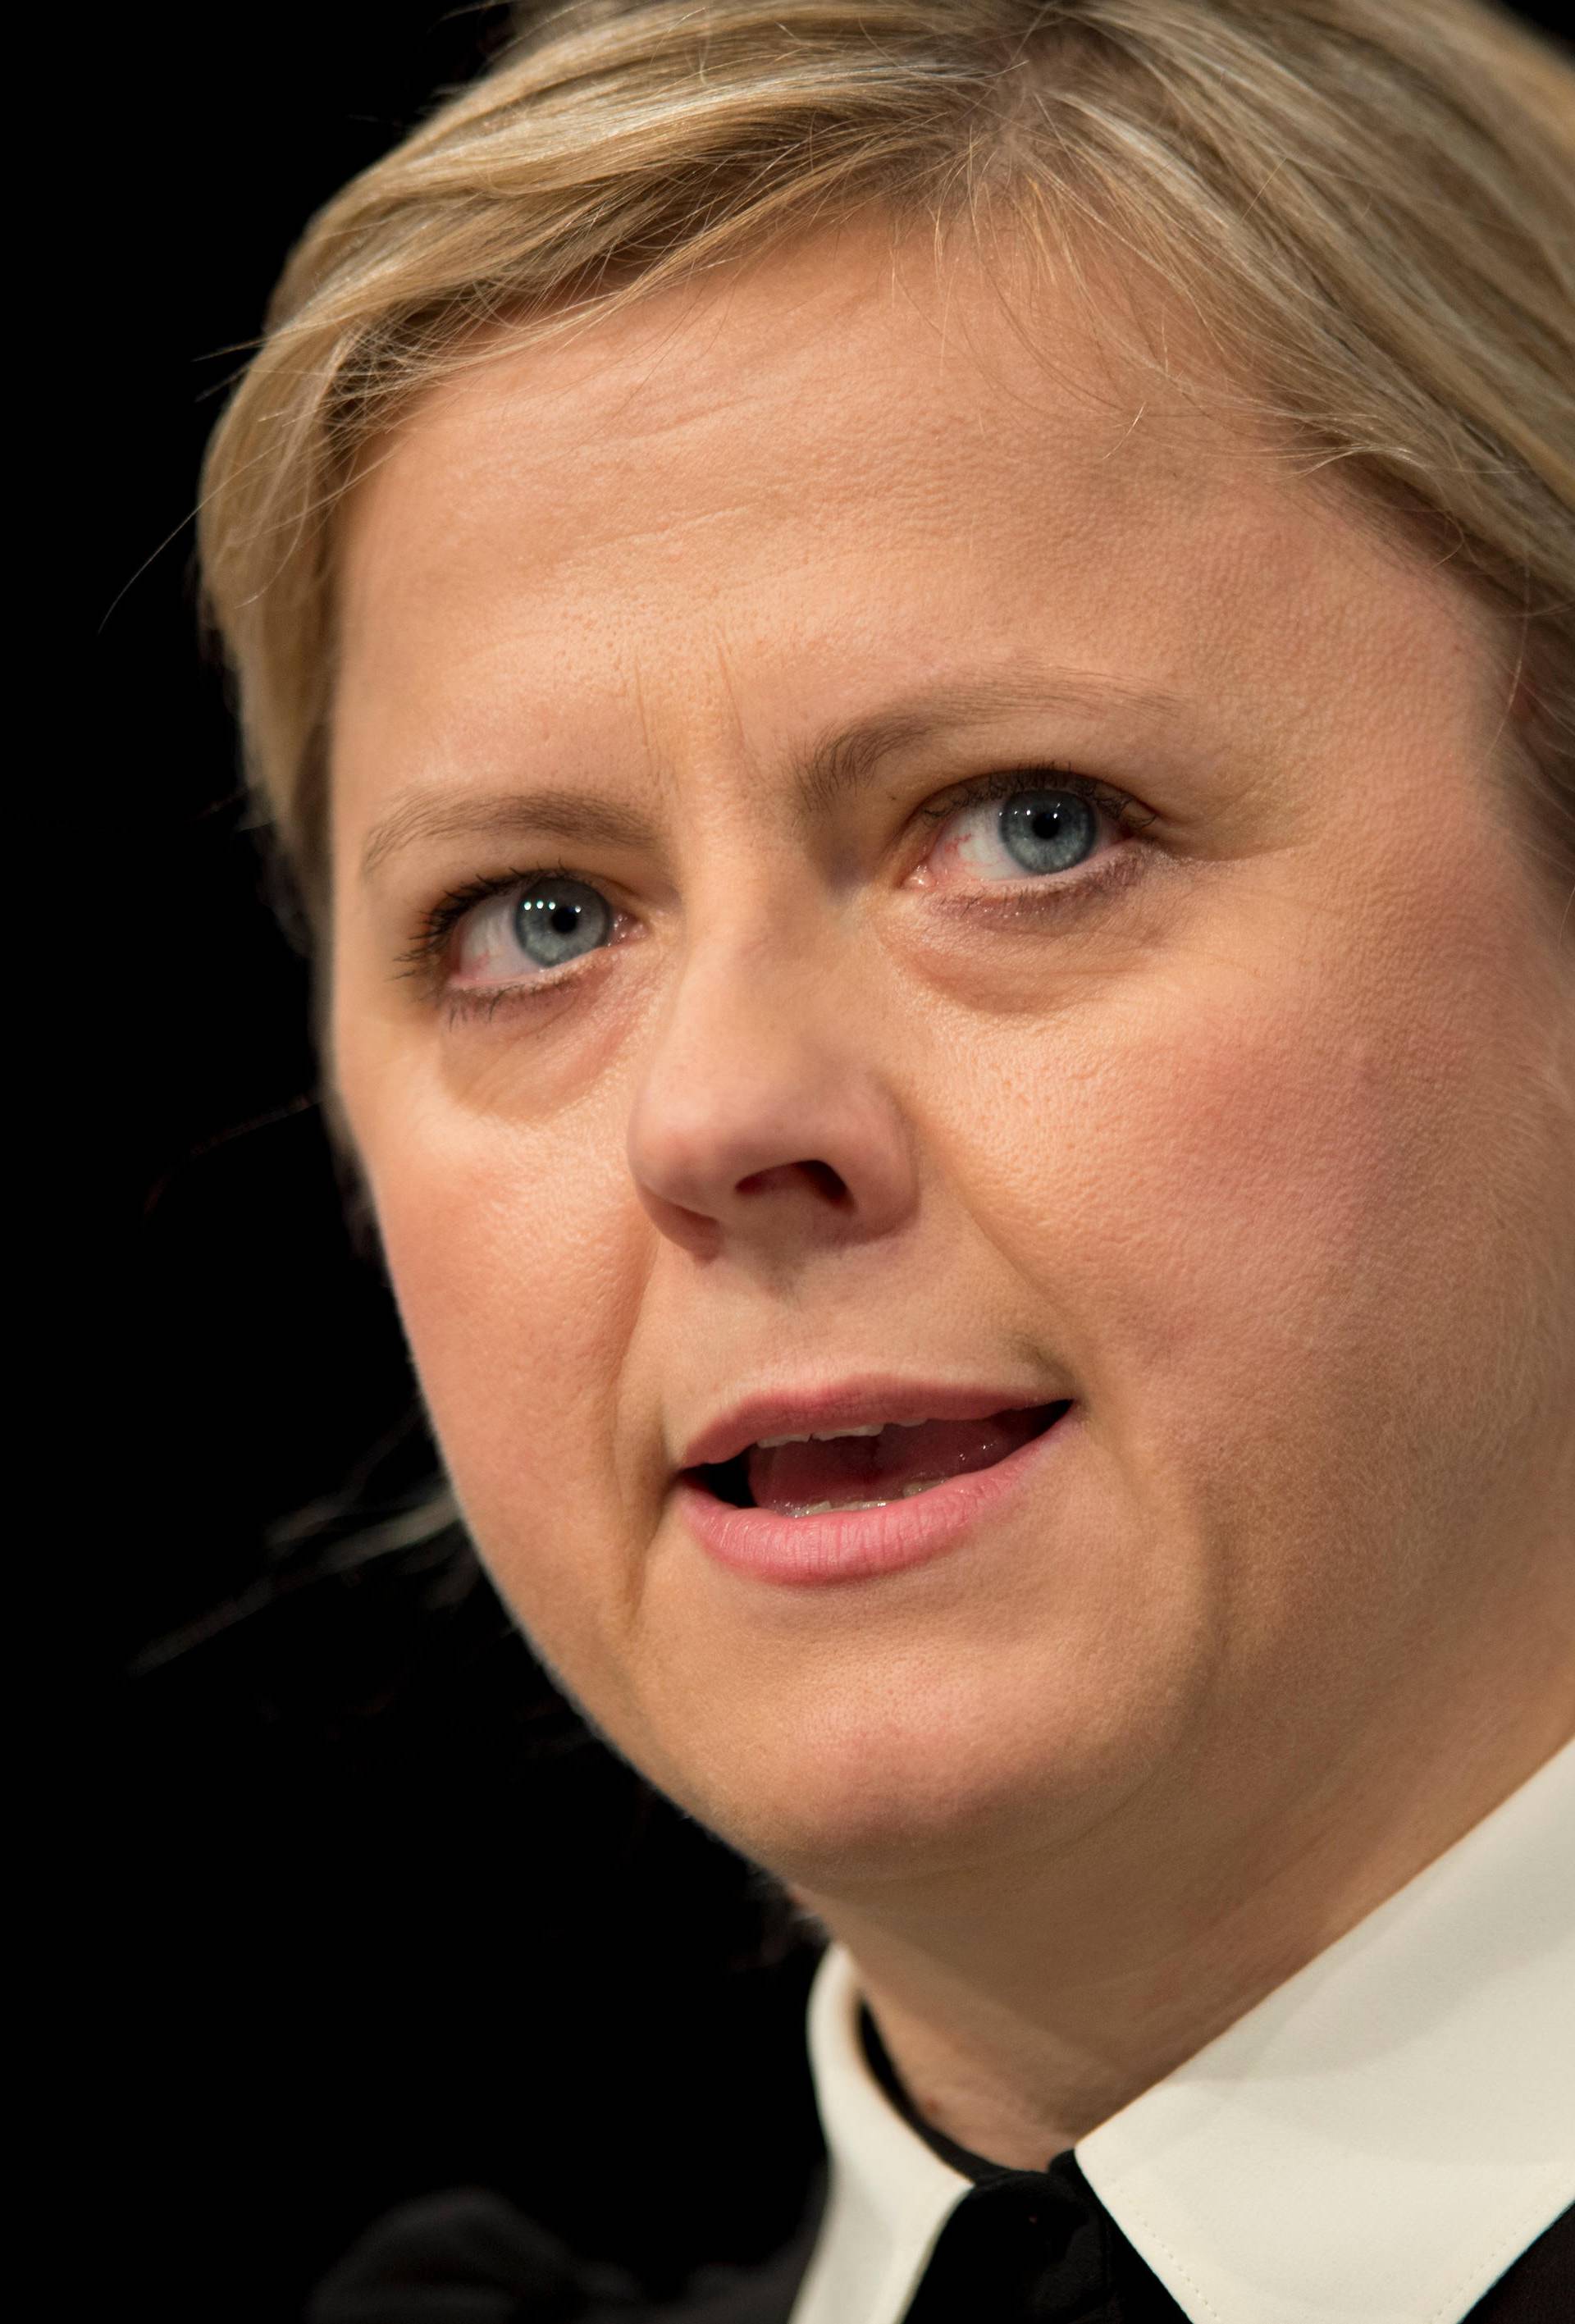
top-left (975, 964), bottom-right (1510, 1618)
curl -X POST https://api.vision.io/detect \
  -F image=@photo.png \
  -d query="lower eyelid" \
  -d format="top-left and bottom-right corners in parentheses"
top-left (915, 840), bottom-right (1151, 923)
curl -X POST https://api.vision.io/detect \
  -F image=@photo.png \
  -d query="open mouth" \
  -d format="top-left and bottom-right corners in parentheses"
top-left (687, 1402), bottom-right (1072, 1518)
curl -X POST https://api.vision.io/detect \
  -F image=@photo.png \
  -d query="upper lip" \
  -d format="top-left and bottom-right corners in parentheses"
top-left (675, 1372), bottom-right (1074, 1474)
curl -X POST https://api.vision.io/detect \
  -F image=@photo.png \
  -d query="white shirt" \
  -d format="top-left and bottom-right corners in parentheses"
top-left (788, 1735), bottom-right (1575, 2324)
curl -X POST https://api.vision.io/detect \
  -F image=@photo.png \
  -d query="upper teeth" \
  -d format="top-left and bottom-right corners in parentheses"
top-left (755, 1420), bottom-right (928, 1449)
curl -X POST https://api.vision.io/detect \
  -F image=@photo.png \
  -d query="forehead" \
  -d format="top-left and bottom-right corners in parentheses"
top-left (340, 221), bottom-right (1247, 623)
top-left (331, 217), bottom-right (1461, 798)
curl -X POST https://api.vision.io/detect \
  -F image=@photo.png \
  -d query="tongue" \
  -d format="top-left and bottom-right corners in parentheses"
top-left (746, 1406), bottom-right (1061, 1515)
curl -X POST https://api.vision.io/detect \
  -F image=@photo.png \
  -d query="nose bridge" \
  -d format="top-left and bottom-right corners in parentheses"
top-left (637, 891), bottom-right (846, 1144)
top-left (624, 885), bottom-right (917, 1256)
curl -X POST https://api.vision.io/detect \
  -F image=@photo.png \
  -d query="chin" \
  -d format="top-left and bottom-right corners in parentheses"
top-left (651, 1629), bottom-right (1208, 1893)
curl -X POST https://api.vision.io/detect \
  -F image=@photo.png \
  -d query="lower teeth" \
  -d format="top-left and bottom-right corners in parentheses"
top-left (783, 1477), bottom-right (947, 1518)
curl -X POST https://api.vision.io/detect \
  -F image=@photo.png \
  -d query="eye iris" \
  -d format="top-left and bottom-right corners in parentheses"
top-left (998, 790), bottom-right (1097, 875)
top-left (514, 877), bottom-right (612, 968)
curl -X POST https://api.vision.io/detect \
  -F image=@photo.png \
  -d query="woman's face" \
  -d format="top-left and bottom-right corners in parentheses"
top-left (329, 221), bottom-right (1575, 1890)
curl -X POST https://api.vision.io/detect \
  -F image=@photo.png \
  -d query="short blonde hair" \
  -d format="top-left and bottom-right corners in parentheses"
top-left (198, 0), bottom-right (1575, 945)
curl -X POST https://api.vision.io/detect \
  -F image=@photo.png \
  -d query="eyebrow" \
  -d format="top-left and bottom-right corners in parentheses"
top-left (357, 669), bottom-right (1184, 886)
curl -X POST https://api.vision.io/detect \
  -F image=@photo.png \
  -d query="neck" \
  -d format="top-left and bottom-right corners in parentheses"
top-left (792, 1683), bottom-right (1575, 2172)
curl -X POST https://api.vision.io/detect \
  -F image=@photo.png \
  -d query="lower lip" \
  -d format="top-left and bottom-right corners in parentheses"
top-left (673, 1403), bottom-right (1079, 1587)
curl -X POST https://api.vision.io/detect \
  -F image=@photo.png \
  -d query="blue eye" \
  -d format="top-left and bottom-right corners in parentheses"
top-left (513, 876), bottom-right (613, 969)
top-left (997, 789), bottom-right (1098, 876)
top-left (936, 781), bottom-right (1112, 885)
top-left (398, 867), bottom-right (621, 1002)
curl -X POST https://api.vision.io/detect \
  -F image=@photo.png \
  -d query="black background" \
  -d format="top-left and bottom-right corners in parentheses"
top-left (105, 6), bottom-right (1568, 2316)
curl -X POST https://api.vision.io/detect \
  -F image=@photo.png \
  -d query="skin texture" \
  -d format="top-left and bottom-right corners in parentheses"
top-left (329, 216), bottom-right (1575, 2166)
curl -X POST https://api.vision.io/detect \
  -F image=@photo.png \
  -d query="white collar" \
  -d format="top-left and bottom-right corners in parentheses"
top-left (790, 1737), bottom-right (1575, 2324)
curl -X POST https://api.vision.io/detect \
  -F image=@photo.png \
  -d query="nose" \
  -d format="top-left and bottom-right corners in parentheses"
top-left (625, 932), bottom-right (919, 1262)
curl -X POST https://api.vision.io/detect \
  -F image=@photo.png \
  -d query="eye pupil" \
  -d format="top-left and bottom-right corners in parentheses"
top-left (514, 877), bottom-right (612, 967)
top-left (999, 788), bottom-right (1097, 876)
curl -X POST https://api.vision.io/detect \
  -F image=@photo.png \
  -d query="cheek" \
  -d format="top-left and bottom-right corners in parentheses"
top-left (970, 993), bottom-right (1408, 1450)
top-left (357, 1084), bottom-right (648, 1659)
top-left (947, 877), bottom-right (1564, 1573)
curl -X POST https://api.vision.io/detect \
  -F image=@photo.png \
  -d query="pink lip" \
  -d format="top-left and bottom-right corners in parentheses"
top-left (674, 1373), bottom-right (1072, 1474)
top-left (674, 1399), bottom-right (1079, 1587)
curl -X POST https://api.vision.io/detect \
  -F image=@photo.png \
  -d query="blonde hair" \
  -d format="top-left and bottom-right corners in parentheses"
top-left (198, 0), bottom-right (1575, 947)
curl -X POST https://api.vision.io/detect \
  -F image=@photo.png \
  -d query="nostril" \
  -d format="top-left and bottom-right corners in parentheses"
top-left (736, 1159), bottom-right (850, 1203)
top-left (801, 1161), bottom-right (850, 1203)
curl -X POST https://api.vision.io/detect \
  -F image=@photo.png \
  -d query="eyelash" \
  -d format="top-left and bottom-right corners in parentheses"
top-left (396, 766), bottom-right (1157, 1025)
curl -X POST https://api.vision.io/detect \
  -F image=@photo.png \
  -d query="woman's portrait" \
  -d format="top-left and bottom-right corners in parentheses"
top-left (117, 1), bottom-right (1574, 2317)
